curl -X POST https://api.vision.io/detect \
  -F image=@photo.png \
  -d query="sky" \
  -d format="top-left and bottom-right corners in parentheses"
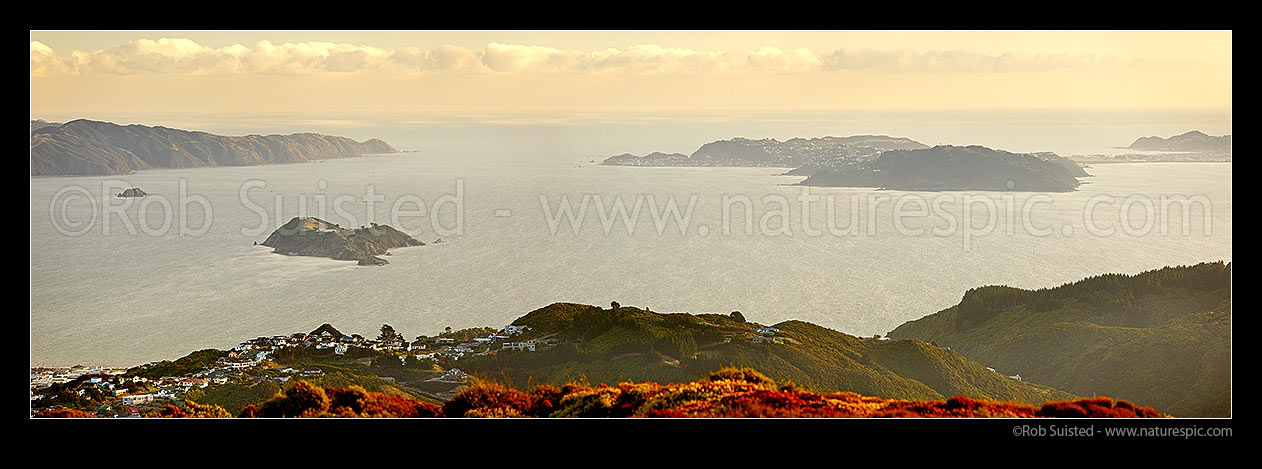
top-left (30, 30), bottom-right (1231, 118)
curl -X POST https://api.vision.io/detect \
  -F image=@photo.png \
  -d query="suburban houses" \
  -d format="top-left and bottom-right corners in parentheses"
top-left (31, 322), bottom-right (550, 416)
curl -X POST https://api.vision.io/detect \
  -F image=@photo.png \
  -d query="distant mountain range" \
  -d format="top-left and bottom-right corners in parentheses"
top-left (889, 261), bottom-right (1231, 417)
top-left (602, 135), bottom-right (928, 168)
top-left (797, 145), bottom-right (1087, 192)
top-left (30, 119), bottom-right (396, 176)
top-left (1127, 130), bottom-right (1231, 153)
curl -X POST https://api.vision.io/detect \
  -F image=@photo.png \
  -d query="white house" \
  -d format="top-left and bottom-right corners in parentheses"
top-left (502, 342), bottom-right (536, 352)
top-left (427, 368), bottom-right (470, 383)
top-left (118, 393), bottom-right (155, 405)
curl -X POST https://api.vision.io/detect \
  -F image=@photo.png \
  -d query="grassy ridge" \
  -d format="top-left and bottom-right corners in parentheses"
top-left (889, 262), bottom-right (1231, 417)
top-left (452, 303), bottom-right (1075, 405)
top-left (126, 349), bottom-right (228, 379)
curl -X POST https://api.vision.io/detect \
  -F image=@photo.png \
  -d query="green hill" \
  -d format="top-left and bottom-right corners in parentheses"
top-left (453, 303), bottom-right (1074, 405)
top-left (126, 349), bottom-right (228, 379)
top-left (888, 262), bottom-right (1231, 417)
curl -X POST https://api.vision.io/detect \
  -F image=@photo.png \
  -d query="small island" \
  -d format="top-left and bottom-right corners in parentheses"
top-left (260, 217), bottom-right (424, 266)
top-left (115, 188), bottom-right (148, 198)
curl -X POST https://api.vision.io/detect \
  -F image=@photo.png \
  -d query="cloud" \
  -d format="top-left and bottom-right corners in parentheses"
top-left (389, 44), bottom-right (486, 73)
top-left (747, 46), bottom-right (824, 73)
top-left (482, 42), bottom-right (580, 72)
top-left (31, 38), bottom-right (1122, 77)
top-left (821, 48), bottom-right (1115, 73)
top-left (30, 40), bottom-right (64, 76)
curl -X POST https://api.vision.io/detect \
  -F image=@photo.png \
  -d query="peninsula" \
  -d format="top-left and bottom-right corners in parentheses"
top-left (30, 119), bottom-right (397, 176)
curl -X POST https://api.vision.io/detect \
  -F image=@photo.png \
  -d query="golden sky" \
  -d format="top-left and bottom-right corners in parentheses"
top-left (30, 30), bottom-right (1232, 115)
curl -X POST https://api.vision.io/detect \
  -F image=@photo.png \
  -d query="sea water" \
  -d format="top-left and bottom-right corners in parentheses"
top-left (29, 154), bottom-right (1230, 366)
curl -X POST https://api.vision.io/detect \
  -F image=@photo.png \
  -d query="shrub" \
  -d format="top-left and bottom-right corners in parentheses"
top-left (154, 400), bottom-right (231, 418)
top-left (258, 380), bottom-right (330, 418)
top-left (32, 408), bottom-right (96, 418)
top-left (444, 381), bottom-right (531, 418)
top-left (1038, 396), bottom-right (1165, 418)
top-left (707, 367), bottom-right (776, 388)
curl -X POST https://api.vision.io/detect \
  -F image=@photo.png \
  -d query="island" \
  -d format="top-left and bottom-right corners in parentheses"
top-left (1127, 130), bottom-right (1231, 153)
top-left (30, 119), bottom-right (397, 176)
top-left (603, 136), bottom-right (1089, 192)
top-left (797, 145), bottom-right (1087, 192)
top-left (259, 217), bottom-right (424, 266)
top-left (115, 188), bottom-right (148, 198)
top-left (602, 135), bottom-right (928, 168)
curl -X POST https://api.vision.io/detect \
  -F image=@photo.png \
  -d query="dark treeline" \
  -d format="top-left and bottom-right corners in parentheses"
top-left (954, 261), bottom-right (1230, 330)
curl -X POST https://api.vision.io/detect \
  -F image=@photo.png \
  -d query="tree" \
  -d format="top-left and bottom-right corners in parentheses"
top-left (259, 380), bottom-right (330, 418)
top-left (611, 301), bottom-right (620, 310)
top-left (379, 324), bottom-right (402, 344)
top-left (185, 388), bottom-right (205, 403)
top-left (156, 400), bottom-right (230, 418)
top-left (730, 311), bottom-right (745, 322)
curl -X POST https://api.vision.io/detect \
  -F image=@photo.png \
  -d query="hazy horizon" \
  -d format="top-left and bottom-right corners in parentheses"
top-left (29, 108), bottom-right (1232, 161)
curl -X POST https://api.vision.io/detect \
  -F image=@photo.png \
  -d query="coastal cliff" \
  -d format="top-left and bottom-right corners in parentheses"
top-left (30, 119), bottom-right (397, 176)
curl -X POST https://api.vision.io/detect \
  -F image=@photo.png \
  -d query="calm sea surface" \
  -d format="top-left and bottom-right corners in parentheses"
top-left (30, 152), bottom-right (1231, 367)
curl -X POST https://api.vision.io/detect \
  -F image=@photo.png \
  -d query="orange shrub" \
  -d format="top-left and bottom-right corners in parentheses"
top-left (32, 408), bottom-right (96, 418)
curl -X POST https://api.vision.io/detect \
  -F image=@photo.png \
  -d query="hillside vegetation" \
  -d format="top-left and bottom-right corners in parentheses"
top-left (451, 302), bottom-right (1074, 405)
top-left (40, 369), bottom-right (1159, 418)
top-left (889, 262), bottom-right (1231, 417)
